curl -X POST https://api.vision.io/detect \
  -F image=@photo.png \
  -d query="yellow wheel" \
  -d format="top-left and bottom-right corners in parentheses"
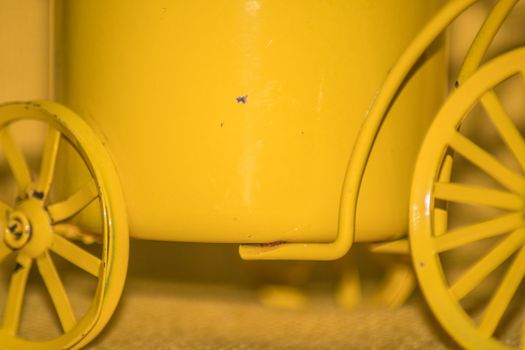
top-left (411, 47), bottom-right (525, 349)
top-left (336, 248), bottom-right (415, 309)
top-left (0, 101), bottom-right (128, 350)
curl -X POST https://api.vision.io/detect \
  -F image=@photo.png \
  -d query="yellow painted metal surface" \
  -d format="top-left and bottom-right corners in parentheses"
top-left (411, 47), bottom-right (525, 350)
top-left (0, 0), bottom-right (523, 349)
top-left (410, 2), bottom-right (525, 349)
top-left (0, 101), bottom-right (128, 349)
top-left (55, 0), bottom-right (446, 243)
top-left (239, 0), bottom-right (470, 260)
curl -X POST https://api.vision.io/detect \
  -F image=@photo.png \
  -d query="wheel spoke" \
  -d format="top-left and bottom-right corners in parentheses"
top-left (0, 127), bottom-right (32, 196)
top-left (50, 234), bottom-right (101, 277)
top-left (53, 223), bottom-right (101, 244)
top-left (433, 182), bottom-right (524, 211)
top-left (478, 244), bottom-right (525, 337)
top-left (480, 91), bottom-right (525, 172)
top-left (0, 201), bottom-right (13, 265)
top-left (34, 128), bottom-right (61, 201)
top-left (0, 202), bottom-right (14, 264)
top-left (1, 255), bottom-right (32, 335)
top-left (434, 212), bottom-right (524, 252)
top-left (449, 228), bottom-right (525, 300)
top-left (0, 200), bottom-right (10, 216)
top-left (47, 179), bottom-right (99, 223)
top-left (449, 131), bottom-right (525, 194)
top-left (0, 240), bottom-right (12, 265)
top-left (36, 251), bottom-right (76, 332)
top-left (336, 260), bottom-right (362, 309)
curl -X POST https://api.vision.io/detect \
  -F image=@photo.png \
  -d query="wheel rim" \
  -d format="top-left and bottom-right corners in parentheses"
top-left (411, 48), bottom-right (525, 350)
top-left (0, 101), bottom-right (128, 350)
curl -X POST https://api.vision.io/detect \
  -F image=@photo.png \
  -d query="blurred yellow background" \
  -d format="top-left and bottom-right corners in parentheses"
top-left (0, 0), bottom-right (49, 102)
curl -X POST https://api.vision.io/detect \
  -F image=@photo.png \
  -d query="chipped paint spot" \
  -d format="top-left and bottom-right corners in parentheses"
top-left (236, 95), bottom-right (248, 104)
top-left (14, 263), bottom-right (23, 272)
top-left (33, 191), bottom-right (44, 200)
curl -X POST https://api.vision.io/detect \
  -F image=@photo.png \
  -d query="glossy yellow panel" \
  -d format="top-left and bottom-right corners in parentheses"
top-left (55, 0), bottom-right (445, 243)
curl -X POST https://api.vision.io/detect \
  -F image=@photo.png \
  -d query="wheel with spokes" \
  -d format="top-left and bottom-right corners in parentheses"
top-left (0, 101), bottom-right (128, 350)
top-left (411, 47), bottom-right (525, 349)
top-left (336, 249), bottom-right (415, 309)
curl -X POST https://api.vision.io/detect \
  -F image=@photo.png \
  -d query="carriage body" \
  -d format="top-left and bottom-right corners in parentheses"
top-left (1, 1), bottom-right (524, 349)
top-left (54, 0), bottom-right (445, 244)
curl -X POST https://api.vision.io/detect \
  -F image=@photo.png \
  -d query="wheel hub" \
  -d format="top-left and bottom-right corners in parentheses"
top-left (4, 212), bottom-right (31, 249)
top-left (3, 199), bottom-right (53, 257)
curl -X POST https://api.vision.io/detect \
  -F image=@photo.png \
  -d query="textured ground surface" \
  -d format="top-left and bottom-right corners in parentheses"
top-left (4, 241), bottom-right (461, 350)
top-left (84, 242), bottom-right (458, 350)
top-left (87, 284), bottom-right (456, 350)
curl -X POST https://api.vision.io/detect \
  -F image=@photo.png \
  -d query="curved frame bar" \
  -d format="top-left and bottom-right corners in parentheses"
top-left (457, 0), bottom-right (519, 84)
top-left (240, 0), bottom-right (518, 260)
top-left (239, 0), bottom-right (480, 260)
top-left (433, 0), bottom-right (518, 235)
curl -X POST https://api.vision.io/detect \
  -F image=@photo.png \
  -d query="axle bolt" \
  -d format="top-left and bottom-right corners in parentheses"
top-left (4, 212), bottom-right (31, 250)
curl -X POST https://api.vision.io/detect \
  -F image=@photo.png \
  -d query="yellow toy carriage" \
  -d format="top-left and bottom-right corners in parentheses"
top-left (0, 0), bottom-right (524, 349)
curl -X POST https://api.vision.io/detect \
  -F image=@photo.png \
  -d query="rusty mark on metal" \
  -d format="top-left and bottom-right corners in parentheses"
top-left (257, 241), bottom-right (286, 248)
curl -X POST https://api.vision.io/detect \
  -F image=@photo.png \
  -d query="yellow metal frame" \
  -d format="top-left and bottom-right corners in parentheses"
top-left (408, 0), bottom-right (523, 349)
top-left (0, 1), bottom-right (523, 349)
top-left (240, 0), bottom-right (484, 260)
top-left (0, 101), bottom-right (128, 350)
top-left (57, 0), bottom-right (445, 246)
top-left (410, 47), bottom-right (525, 350)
